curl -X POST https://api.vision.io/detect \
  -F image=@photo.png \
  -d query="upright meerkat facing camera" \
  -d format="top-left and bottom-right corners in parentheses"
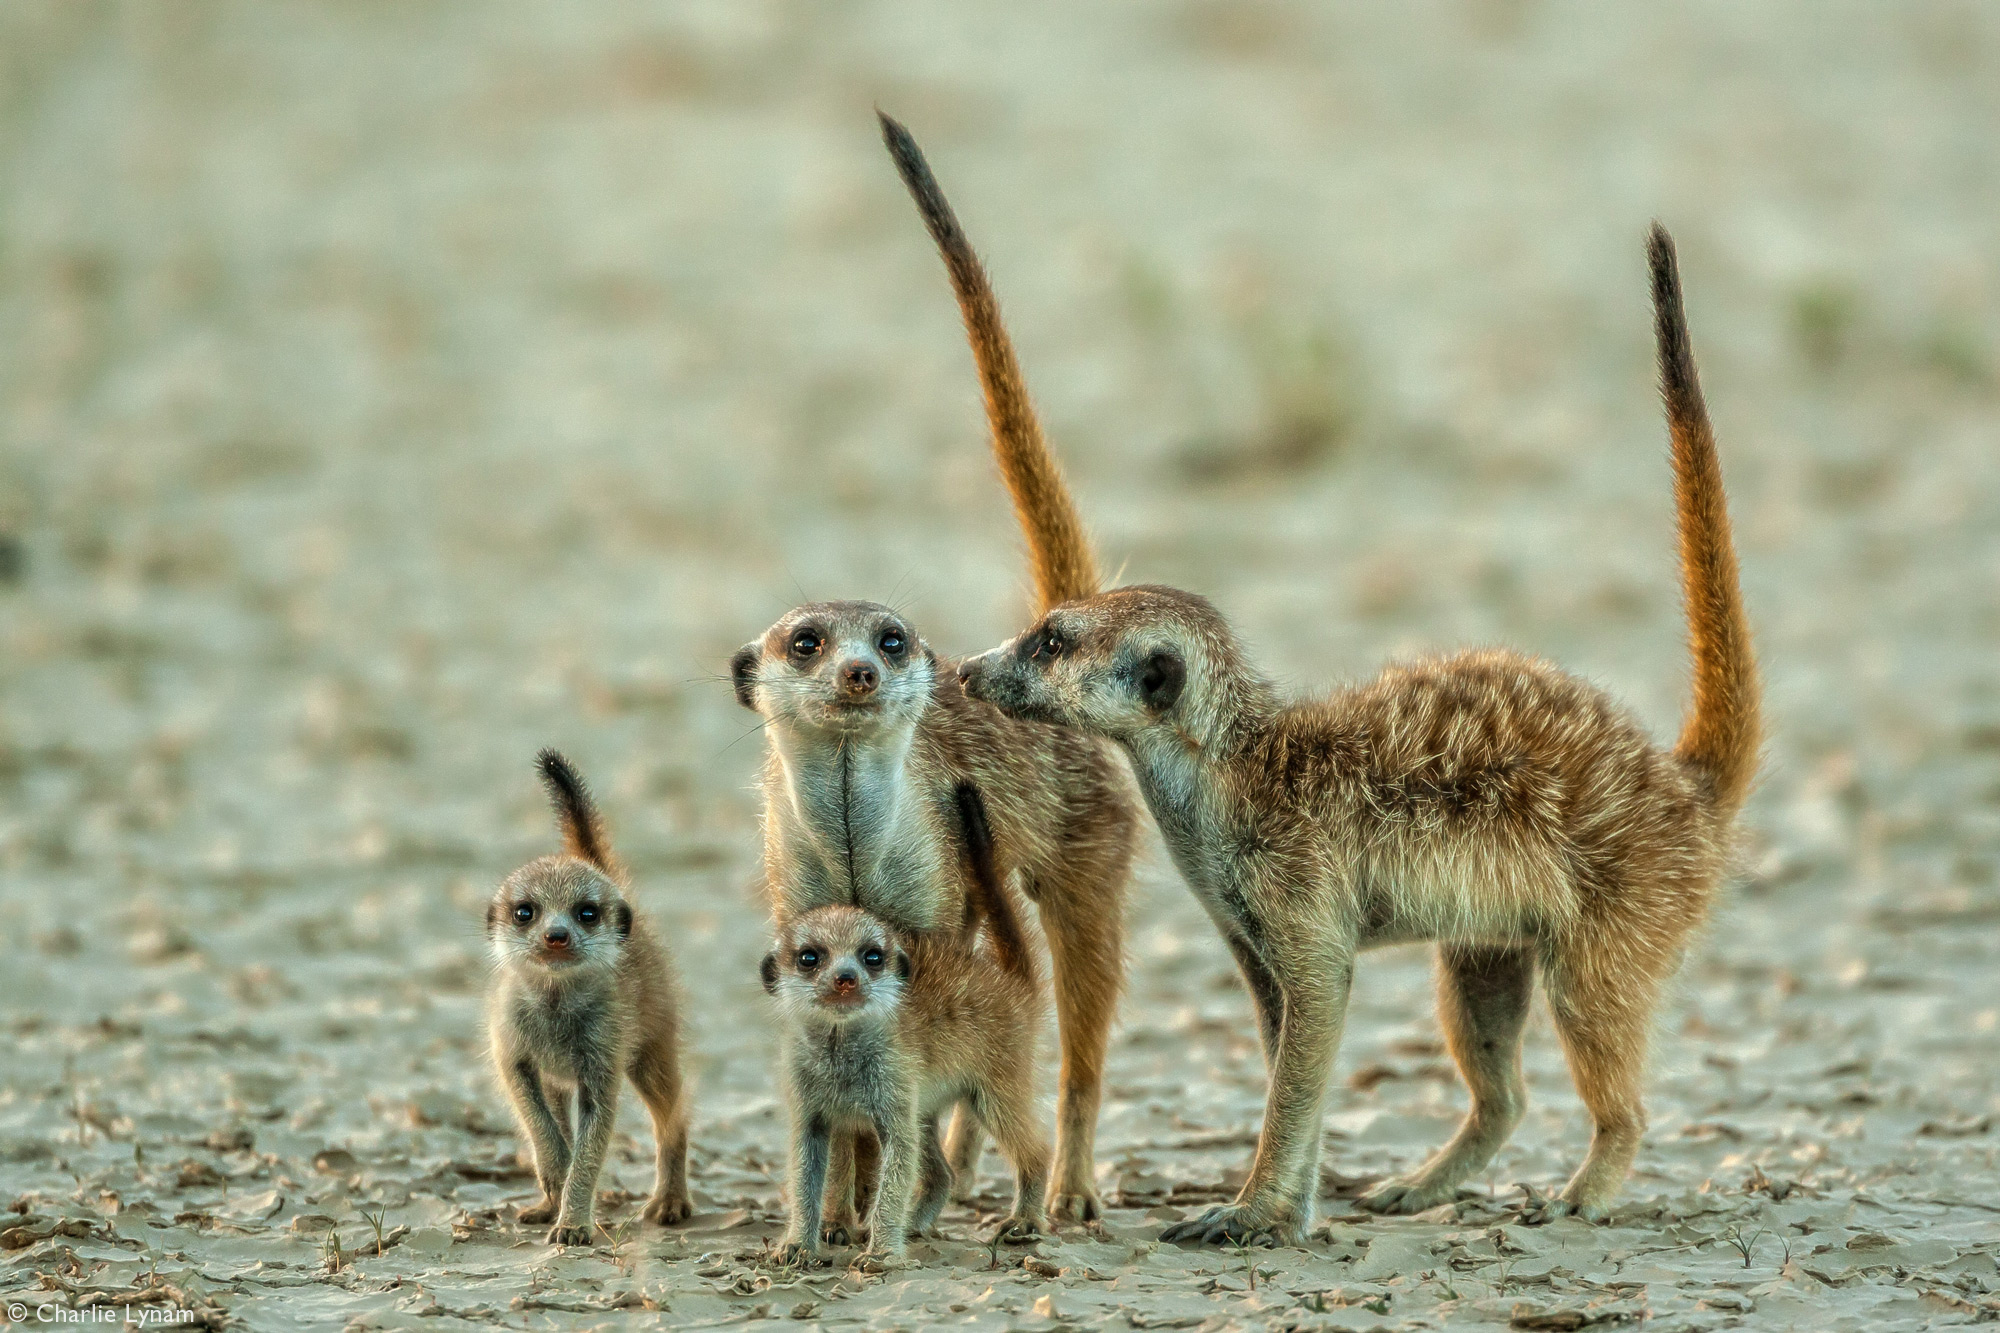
top-left (957, 228), bottom-right (1759, 1243)
top-left (763, 884), bottom-right (1050, 1267)
top-left (728, 114), bottom-right (1136, 1227)
top-left (487, 751), bottom-right (691, 1245)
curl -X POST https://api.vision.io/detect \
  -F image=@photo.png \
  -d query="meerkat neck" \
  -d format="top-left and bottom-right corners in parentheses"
top-left (767, 718), bottom-right (934, 907)
top-left (1123, 664), bottom-right (1280, 894)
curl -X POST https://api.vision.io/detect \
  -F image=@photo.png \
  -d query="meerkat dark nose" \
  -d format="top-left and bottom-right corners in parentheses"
top-left (839, 660), bottom-right (878, 694)
top-left (956, 661), bottom-right (973, 684)
top-left (832, 969), bottom-right (859, 992)
top-left (544, 927), bottom-right (571, 948)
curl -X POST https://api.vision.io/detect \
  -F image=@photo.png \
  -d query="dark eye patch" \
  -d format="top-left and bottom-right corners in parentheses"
top-left (797, 947), bottom-right (821, 970)
top-left (513, 903), bottom-right (535, 925)
top-left (789, 628), bottom-right (824, 659)
top-left (575, 903), bottom-right (599, 925)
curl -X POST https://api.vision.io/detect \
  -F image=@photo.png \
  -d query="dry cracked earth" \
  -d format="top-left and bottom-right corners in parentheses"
top-left (1, 3), bottom-right (1998, 1331)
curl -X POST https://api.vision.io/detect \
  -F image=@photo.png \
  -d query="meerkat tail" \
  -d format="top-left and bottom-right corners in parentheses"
top-left (952, 784), bottom-right (1037, 985)
top-left (878, 111), bottom-right (1099, 612)
top-left (536, 749), bottom-right (624, 878)
top-left (1648, 224), bottom-right (1761, 815)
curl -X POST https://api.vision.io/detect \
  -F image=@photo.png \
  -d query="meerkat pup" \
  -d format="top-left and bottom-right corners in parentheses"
top-left (763, 870), bottom-right (1050, 1267)
top-left (956, 227), bottom-right (1759, 1243)
top-left (727, 113), bottom-right (1136, 1229)
top-left (487, 750), bottom-right (692, 1245)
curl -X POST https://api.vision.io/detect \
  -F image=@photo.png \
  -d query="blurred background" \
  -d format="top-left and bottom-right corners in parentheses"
top-left (1, 0), bottom-right (1996, 1300)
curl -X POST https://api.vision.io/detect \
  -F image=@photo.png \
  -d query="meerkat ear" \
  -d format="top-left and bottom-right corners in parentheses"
top-left (614, 902), bottom-right (632, 938)
top-left (1139, 650), bottom-right (1185, 713)
top-left (895, 948), bottom-right (912, 981)
top-left (730, 644), bottom-right (760, 710)
top-left (760, 952), bottom-right (780, 994)
top-left (485, 902), bottom-right (498, 933)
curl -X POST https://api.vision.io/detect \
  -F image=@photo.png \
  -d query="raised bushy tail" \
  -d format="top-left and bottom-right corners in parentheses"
top-left (537, 749), bottom-right (623, 878)
top-left (953, 783), bottom-right (1037, 985)
top-left (1648, 224), bottom-right (1761, 814)
top-left (879, 111), bottom-right (1100, 611)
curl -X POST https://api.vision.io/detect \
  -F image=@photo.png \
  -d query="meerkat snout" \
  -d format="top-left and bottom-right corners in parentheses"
top-left (837, 657), bottom-right (879, 698)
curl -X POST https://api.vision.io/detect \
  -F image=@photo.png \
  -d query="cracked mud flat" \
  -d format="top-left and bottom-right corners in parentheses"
top-left (2, 3), bottom-right (1998, 1330)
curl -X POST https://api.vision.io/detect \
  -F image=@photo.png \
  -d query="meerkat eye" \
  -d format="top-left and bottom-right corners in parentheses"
top-left (797, 948), bottom-right (820, 970)
top-left (789, 629), bottom-right (823, 659)
top-left (575, 903), bottom-right (599, 925)
top-left (879, 628), bottom-right (905, 657)
top-left (513, 903), bottom-right (535, 924)
top-left (861, 946), bottom-right (884, 969)
top-left (1031, 626), bottom-right (1064, 662)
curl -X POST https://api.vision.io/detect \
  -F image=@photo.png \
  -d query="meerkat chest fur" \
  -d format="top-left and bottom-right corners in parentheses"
top-left (766, 721), bottom-right (951, 928)
top-left (498, 972), bottom-right (630, 1084)
top-left (785, 1021), bottom-right (918, 1121)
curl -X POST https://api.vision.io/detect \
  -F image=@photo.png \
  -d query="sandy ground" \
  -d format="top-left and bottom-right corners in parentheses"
top-left (3, 3), bottom-right (1999, 1330)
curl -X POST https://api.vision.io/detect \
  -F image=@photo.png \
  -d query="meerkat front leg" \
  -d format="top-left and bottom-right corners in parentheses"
top-left (501, 1059), bottom-right (572, 1226)
top-left (1162, 946), bottom-right (1353, 1247)
top-left (548, 1066), bottom-right (619, 1246)
top-left (860, 1106), bottom-right (922, 1266)
top-left (780, 1113), bottom-right (832, 1265)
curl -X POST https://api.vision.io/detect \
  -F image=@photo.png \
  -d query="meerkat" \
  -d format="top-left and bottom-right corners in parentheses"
top-left (762, 861), bottom-right (1051, 1266)
top-left (955, 227), bottom-right (1759, 1243)
top-left (486, 750), bottom-right (692, 1245)
top-left (727, 113), bottom-right (1137, 1228)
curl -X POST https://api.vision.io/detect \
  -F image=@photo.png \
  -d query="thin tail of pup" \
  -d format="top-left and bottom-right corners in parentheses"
top-left (1648, 224), bottom-right (1761, 814)
top-left (878, 111), bottom-right (1100, 612)
top-left (953, 783), bottom-right (1037, 985)
top-left (537, 749), bottom-right (624, 878)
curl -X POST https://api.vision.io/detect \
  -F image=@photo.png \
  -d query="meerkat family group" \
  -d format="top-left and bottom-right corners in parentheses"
top-left (484, 114), bottom-right (1758, 1257)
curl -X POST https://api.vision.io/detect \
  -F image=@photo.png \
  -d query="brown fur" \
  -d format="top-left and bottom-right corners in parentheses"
top-left (486, 753), bottom-right (691, 1245)
top-left (956, 227), bottom-right (1759, 1241)
top-left (728, 117), bottom-right (1137, 1227)
top-left (764, 903), bottom-right (1050, 1264)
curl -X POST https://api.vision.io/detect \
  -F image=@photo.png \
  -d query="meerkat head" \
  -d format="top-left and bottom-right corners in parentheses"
top-left (729, 601), bottom-right (934, 738)
top-left (487, 856), bottom-right (633, 980)
top-left (760, 905), bottom-right (911, 1028)
top-left (956, 585), bottom-right (1246, 743)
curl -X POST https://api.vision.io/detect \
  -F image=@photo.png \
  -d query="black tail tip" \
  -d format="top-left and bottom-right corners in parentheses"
top-left (536, 747), bottom-right (583, 798)
top-left (878, 108), bottom-right (914, 158)
top-left (1647, 222), bottom-right (1679, 297)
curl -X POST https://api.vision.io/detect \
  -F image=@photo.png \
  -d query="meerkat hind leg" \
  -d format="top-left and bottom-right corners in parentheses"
top-left (943, 1105), bottom-right (984, 1203)
top-left (1360, 944), bottom-right (1534, 1216)
top-left (631, 1043), bottom-right (692, 1225)
top-left (1536, 953), bottom-right (1656, 1224)
top-left (1033, 859), bottom-right (1127, 1222)
top-left (907, 1116), bottom-right (953, 1237)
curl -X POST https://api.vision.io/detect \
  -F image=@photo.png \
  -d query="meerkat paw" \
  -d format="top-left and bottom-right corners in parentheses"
top-left (641, 1192), bottom-right (693, 1226)
top-left (820, 1219), bottom-right (868, 1246)
top-left (851, 1248), bottom-right (914, 1274)
top-left (517, 1196), bottom-right (560, 1226)
top-left (776, 1240), bottom-right (823, 1268)
top-left (1522, 1192), bottom-right (1610, 1226)
top-left (1047, 1189), bottom-right (1102, 1224)
top-left (545, 1220), bottom-right (597, 1247)
top-left (989, 1213), bottom-right (1042, 1244)
top-left (1159, 1202), bottom-right (1295, 1248)
top-left (1357, 1176), bottom-right (1459, 1216)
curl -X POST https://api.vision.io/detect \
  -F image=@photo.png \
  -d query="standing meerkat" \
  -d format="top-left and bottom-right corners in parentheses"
top-left (762, 872), bottom-right (1051, 1267)
top-left (956, 227), bottom-right (1760, 1243)
top-left (728, 114), bottom-right (1136, 1227)
top-left (487, 751), bottom-right (692, 1245)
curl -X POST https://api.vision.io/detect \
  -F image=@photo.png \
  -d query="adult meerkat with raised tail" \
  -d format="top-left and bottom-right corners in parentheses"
top-left (957, 227), bottom-right (1760, 1243)
top-left (487, 751), bottom-right (692, 1245)
top-left (762, 854), bottom-right (1051, 1266)
top-left (728, 114), bottom-right (1136, 1226)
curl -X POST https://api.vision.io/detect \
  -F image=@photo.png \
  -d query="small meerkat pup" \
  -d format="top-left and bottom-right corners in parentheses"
top-left (763, 880), bottom-right (1051, 1266)
top-left (957, 228), bottom-right (1759, 1242)
top-left (487, 750), bottom-right (692, 1245)
top-left (728, 113), bottom-right (1137, 1228)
